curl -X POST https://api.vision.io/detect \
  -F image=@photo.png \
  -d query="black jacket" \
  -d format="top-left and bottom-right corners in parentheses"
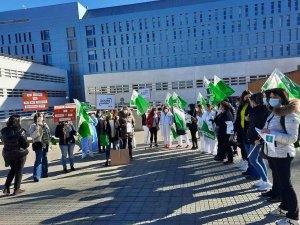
top-left (1, 126), bottom-right (29, 160)
top-left (234, 103), bottom-right (251, 133)
top-left (55, 124), bottom-right (76, 145)
top-left (142, 114), bottom-right (147, 126)
top-left (188, 122), bottom-right (198, 133)
top-left (214, 110), bottom-right (234, 137)
top-left (246, 105), bottom-right (269, 144)
top-left (96, 118), bottom-right (105, 135)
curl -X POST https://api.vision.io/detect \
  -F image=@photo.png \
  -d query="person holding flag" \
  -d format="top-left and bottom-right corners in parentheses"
top-left (147, 107), bottom-right (160, 148)
top-left (173, 105), bottom-right (190, 148)
top-left (160, 105), bottom-right (174, 148)
top-left (196, 104), bottom-right (206, 153)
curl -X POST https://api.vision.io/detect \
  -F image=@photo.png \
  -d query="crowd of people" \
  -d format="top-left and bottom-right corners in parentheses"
top-left (1, 87), bottom-right (299, 225)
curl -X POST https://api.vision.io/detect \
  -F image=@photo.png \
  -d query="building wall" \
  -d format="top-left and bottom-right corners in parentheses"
top-left (0, 1), bottom-right (300, 100)
top-left (0, 55), bottom-right (69, 119)
top-left (84, 57), bottom-right (300, 106)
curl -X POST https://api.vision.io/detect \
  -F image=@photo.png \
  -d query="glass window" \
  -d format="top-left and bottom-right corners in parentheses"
top-left (69, 52), bottom-right (77, 62)
top-left (86, 25), bottom-right (95, 36)
top-left (40, 30), bottom-right (50, 40)
top-left (86, 38), bottom-right (96, 48)
top-left (43, 54), bottom-right (52, 65)
top-left (89, 62), bottom-right (98, 73)
top-left (42, 42), bottom-right (51, 52)
top-left (88, 50), bottom-right (97, 60)
top-left (66, 27), bottom-right (75, 38)
top-left (67, 40), bottom-right (77, 50)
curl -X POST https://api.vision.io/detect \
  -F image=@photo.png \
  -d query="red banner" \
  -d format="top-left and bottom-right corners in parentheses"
top-left (22, 92), bottom-right (49, 111)
top-left (54, 104), bottom-right (76, 122)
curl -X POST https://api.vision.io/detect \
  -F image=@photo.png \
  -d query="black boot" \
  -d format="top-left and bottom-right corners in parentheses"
top-left (71, 166), bottom-right (76, 171)
top-left (63, 168), bottom-right (68, 173)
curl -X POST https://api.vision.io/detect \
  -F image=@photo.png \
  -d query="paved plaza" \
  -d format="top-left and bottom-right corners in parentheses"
top-left (0, 131), bottom-right (299, 225)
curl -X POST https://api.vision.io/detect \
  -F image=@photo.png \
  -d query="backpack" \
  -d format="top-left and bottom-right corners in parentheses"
top-left (280, 116), bottom-right (300, 148)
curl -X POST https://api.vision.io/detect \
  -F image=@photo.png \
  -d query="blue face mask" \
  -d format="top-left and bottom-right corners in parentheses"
top-left (269, 98), bottom-right (281, 107)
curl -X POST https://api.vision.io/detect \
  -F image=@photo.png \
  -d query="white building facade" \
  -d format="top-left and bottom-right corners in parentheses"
top-left (84, 57), bottom-right (300, 107)
top-left (0, 55), bottom-right (69, 119)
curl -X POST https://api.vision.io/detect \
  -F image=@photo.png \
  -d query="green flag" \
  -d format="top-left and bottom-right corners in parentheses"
top-left (130, 90), bottom-right (150, 115)
top-left (173, 107), bottom-right (186, 130)
top-left (214, 75), bottom-right (235, 98)
top-left (171, 126), bottom-right (178, 140)
top-left (74, 99), bottom-right (92, 138)
top-left (172, 92), bottom-right (188, 109)
top-left (203, 76), bottom-right (226, 106)
top-left (262, 68), bottom-right (300, 99)
top-left (165, 92), bottom-right (172, 107)
top-left (200, 121), bottom-right (216, 140)
top-left (196, 92), bottom-right (207, 109)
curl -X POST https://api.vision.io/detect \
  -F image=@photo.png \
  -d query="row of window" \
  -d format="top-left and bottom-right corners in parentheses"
top-left (87, 74), bottom-right (268, 95)
top-left (2, 89), bottom-right (67, 97)
top-left (0, 107), bottom-right (54, 120)
top-left (86, 16), bottom-right (300, 50)
top-left (0, 68), bottom-right (66, 83)
top-left (0, 30), bottom-right (49, 46)
top-left (87, 43), bottom-right (300, 73)
top-left (86, 1), bottom-right (299, 36)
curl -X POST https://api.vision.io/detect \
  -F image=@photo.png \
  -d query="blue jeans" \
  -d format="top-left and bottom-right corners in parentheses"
top-left (33, 146), bottom-right (48, 180)
top-left (244, 143), bottom-right (260, 179)
top-left (59, 144), bottom-right (75, 169)
top-left (248, 144), bottom-right (268, 181)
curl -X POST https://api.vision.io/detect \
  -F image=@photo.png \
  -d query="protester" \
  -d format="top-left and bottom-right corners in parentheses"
top-left (147, 107), bottom-right (160, 148)
top-left (1, 115), bottom-right (29, 195)
top-left (245, 93), bottom-right (271, 190)
top-left (108, 110), bottom-right (121, 150)
top-left (89, 113), bottom-right (99, 155)
top-left (160, 105), bottom-right (173, 148)
top-left (196, 104), bottom-right (206, 152)
top-left (29, 113), bottom-right (49, 182)
top-left (55, 121), bottom-right (77, 173)
top-left (214, 102), bottom-right (234, 164)
top-left (174, 105), bottom-right (191, 148)
top-left (189, 116), bottom-right (198, 149)
top-left (142, 113), bottom-right (149, 145)
top-left (119, 106), bottom-right (135, 159)
top-left (96, 111), bottom-right (105, 153)
top-left (102, 114), bottom-right (112, 166)
top-left (259, 88), bottom-right (299, 225)
top-left (202, 103), bottom-right (217, 155)
top-left (234, 90), bottom-right (252, 171)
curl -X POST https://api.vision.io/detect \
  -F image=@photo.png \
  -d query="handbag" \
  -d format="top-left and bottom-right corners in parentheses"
top-left (32, 141), bottom-right (43, 151)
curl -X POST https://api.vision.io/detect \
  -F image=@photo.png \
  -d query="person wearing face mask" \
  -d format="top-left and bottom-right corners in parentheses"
top-left (147, 107), bottom-right (160, 148)
top-left (55, 121), bottom-right (77, 173)
top-left (202, 103), bottom-right (217, 155)
top-left (160, 105), bottom-right (173, 148)
top-left (174, 104), bottom-right (191, 148)
top-left (119, 106), bottom-right (135, 159)
top-left (196, 104), bottom-right (206, 152)
top-left (141, 112), bottom-right (149, 145)
top-left (245, 93), bottom-right (271, 191)
top-left (258, 88), bottom-right (299, 225)
top-left (233, 90), bottom-right (252, 171)
top-left (29, 113), bottom-right (48, 182)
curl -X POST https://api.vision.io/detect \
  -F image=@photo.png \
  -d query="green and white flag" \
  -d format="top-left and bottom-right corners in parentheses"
top-left (130, 90), bottom-right (150, 115)
top-left (262, 68), bottom-right (300, 99)
top-left (170, 125), bottom-right (178, 140)
top-left (165, 92), bottom-right (172, 107)
top-left (173, 107), bottom-right (186, 131)
top-left (74, 99), bottom-right (93, 138)
top-left (172, 92), bottom-right (188, 109)
top-left (200, 121), bottom-right (216, 140)
top-left (214, 75), bottom-right (235, 98)
top-left (196, 92), bottom-right (207, 108)
top-left (203, 76), bottom-right (226, 106)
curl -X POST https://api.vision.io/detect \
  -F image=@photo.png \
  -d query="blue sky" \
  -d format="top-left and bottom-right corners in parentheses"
top-left (0, 0), bottom-right (156, 12)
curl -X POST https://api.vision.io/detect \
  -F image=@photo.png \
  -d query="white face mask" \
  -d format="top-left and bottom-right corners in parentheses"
top-left (123, 110), bottom-right (128, 114)
top-left (164, 109), bottom-right (168, 113)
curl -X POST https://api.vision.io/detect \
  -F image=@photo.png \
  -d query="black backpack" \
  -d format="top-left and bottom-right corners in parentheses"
top-left (280, 116), bottom-right (300, 148)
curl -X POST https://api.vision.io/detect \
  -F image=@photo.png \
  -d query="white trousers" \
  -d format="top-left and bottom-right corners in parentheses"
top-left (178, 133), bottom-right (191, 146)
top-left (202, 136), bottom-right (217, 155)
top-left (162, 125), bottom-right (171, 145)
top-left (143, 125), bottom-right (149, 144)
top-left (198, 133), bottom-right (206, 152)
